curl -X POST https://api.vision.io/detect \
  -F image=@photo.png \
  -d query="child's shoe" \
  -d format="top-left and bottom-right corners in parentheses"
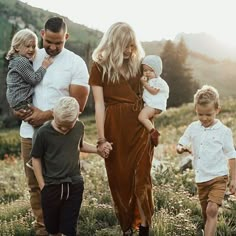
top-left (150, 128), bottom-right (160, 147)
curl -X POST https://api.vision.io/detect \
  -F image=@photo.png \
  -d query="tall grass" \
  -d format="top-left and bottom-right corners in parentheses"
top-left (0, 98), bottom-right (236, 235)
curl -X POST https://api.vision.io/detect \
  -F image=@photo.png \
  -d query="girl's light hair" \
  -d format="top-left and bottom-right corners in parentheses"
top-left (194, 85), bottom-right (220, 109)
top-left (6, 28), bottom-right (38, 60)
top-left (53, 97), bottom-right (79, 122)
top-left (92, 22), bottom-right (145, 83)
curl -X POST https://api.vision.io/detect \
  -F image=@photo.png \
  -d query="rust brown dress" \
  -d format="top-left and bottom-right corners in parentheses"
top-left (89, 63), bottom-right (154, 232)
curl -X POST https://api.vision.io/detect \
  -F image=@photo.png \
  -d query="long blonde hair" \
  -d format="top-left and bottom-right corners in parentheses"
top-left (6, 28), bottom-right (38, 60)
top-left (92, 22), bottom-right (145, 83)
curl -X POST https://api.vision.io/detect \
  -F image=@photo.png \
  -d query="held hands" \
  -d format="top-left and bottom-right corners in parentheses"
top-left (97, 140), bottom-right (113, 159)
top-left (176, 144), bottom-right (192, 154)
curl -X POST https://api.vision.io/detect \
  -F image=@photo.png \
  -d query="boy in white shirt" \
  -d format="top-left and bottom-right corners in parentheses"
top-left (176, 85), bottom-right (236, 236)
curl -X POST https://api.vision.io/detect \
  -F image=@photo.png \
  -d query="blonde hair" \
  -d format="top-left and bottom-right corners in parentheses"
top-left (6, 28), bottom-right (38, 60)
top-left (194, 85), bottom-right (220, 109)
top-left (92, 22), bottom-right (145, 83)
top-left (53, 97), bottom-right (79, 122)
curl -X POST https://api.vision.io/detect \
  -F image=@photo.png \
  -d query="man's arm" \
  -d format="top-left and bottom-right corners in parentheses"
top-left (69, 84), bottom-right (89, 112)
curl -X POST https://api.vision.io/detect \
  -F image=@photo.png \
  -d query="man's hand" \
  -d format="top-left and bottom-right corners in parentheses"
top-left (13, 108), bottom-right (32, 120)
top-left (24, 105), bottom-right (53, 127)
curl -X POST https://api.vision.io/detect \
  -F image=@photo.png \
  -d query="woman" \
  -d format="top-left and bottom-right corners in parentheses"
top-left (89, 22), bottom-right (154, 236)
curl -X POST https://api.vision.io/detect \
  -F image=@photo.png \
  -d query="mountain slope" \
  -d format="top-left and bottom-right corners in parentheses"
top-left (0, 0), bottom-right (103, 60)
top-left (175, 32), bottom-right (236, 61)
top-left (0, 0), bottom-right (235, 120)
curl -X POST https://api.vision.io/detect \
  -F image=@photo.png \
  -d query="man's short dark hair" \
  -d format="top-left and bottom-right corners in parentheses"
top-left (44, 16), bottom-right (67, 33)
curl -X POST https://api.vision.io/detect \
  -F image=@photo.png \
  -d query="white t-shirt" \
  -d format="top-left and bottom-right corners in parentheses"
top-left (142, 76), bottom-right (169, 111)
top-left (20, 48), bottom-right (89, 138)
top-left (178, 119), bottom-right (236, 183)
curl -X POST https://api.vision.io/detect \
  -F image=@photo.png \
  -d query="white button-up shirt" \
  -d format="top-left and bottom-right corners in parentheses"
top-left (178, 119), bottom-right (236, 183)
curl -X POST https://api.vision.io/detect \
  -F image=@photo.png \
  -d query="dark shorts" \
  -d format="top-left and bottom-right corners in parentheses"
top-left (41, 181), bottom-right (84, 236)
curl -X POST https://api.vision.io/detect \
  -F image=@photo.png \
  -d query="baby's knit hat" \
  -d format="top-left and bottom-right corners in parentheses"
top-left (141, 55), bottom-right (163, 77)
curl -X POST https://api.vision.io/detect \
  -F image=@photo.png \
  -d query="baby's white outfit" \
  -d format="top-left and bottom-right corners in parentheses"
top-left (143, 76), bottom-right (169, 111)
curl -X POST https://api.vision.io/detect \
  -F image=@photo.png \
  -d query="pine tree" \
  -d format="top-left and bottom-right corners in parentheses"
top-left (161, 38), bottom-right (199, 107)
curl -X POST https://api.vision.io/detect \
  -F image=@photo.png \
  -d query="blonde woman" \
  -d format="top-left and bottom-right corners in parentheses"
top-left (6, 28), bottom-right (53, 110)
top-left (89, 22), bottom-right (154, 236)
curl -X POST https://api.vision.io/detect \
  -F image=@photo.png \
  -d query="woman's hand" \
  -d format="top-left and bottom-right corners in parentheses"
top-left (97, 141), bottom-right (113, 159)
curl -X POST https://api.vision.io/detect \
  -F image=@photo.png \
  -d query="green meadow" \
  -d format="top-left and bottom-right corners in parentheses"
top-left (0, 98), bottom-right (236, 236)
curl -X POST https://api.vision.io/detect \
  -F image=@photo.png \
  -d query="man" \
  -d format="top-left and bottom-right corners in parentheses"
top-left (15, 16), bottom-right (89, 236)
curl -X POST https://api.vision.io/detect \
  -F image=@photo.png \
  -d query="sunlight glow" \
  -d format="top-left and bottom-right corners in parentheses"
top-left (20, 0), bottom-right (236, 48)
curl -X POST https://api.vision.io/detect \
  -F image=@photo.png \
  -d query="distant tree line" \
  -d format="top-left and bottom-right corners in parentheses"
top-left (161, 38), bottom-right (199, 107)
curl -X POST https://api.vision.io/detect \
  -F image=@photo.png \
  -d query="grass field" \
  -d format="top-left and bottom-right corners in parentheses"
top-left (0, 98), bottom-right (236, 235)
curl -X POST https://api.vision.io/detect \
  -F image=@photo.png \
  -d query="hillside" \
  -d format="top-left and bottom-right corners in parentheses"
top-left (175, 32), bottom-right (236, 61)
top-left (0, 0), bottom-right (103, 61)
top-left (1, 98), bottom-right (236, 235)
top-left (142, 41), bottom-right (236, 98)
top-left (0, 0), bottom-right (103, 118)
top-left (0, 0), bottom-right (236, 121)
top-left (188, 53), bottom-right (236, 97)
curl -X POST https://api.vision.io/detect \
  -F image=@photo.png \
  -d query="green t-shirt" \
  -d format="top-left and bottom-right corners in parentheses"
top-left (31, 120), bottom-right (84, 185)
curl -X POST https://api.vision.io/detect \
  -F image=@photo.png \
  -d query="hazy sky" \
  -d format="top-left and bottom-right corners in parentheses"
top-left (20, 0), bottom-right (236, 47)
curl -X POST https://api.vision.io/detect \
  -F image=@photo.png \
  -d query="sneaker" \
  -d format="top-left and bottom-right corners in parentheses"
top-left (150, 128), bottom-right (160, 147)
top-left (139, 225), bottom-right (149, 236)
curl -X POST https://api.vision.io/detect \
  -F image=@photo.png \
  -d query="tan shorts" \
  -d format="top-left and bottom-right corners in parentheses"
top-left (197, 175), bottom-right (228, 206)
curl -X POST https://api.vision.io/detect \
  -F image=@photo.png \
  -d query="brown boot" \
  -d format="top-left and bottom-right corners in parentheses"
top-left (139, 225), bottom-right (149, 236)
top-left (150, 128), bottom-right (160, 147)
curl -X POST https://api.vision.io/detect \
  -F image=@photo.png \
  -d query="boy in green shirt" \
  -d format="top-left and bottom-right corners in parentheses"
top-left (31, 96), bottom-right (105, 236)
